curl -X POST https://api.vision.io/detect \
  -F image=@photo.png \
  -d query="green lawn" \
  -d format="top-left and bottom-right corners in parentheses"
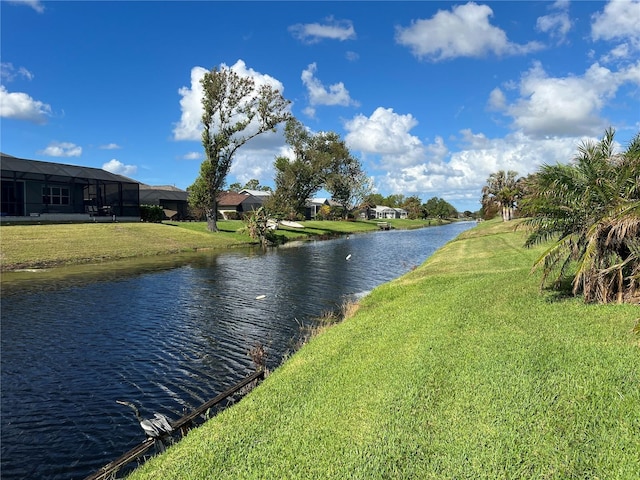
top-left (126, 220), bottom-right (640, 479)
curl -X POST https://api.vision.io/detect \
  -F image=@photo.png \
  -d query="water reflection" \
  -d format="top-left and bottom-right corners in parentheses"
top-left (1, 222), bottom-right (474, 479)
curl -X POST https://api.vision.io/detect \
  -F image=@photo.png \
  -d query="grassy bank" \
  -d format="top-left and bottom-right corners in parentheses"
top-left (124, 220), bottom-right (639, 480)
top-left (0, 218), bottom-right (438, 271)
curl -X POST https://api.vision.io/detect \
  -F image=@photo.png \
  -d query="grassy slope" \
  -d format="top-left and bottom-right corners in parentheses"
top-left (0, 222), bottom-right (253, 270)
top-left (127, 220), bottom-right (640, 479)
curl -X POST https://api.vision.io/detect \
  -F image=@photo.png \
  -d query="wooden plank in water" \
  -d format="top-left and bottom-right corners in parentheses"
top-left (83, 370), bottom-right (265, 480)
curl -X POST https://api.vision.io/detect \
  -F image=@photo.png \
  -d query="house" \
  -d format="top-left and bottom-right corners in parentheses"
top-left (139, 184), bottom-right (189, 220)
top-left (367, 205), bottom-right (408, 220)
top-left (304, 197), bottom-right (343, 219)
top-left (305, 197), bottom-right (329, 219)
top-left (0, 153), bottom-right (140, 222)
top-left (216, 191), bottom-right (264, 219)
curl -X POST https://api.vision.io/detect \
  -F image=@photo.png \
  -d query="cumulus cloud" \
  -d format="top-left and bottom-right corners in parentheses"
top-left (38, 141), bottom-right (82, 157)
top-left (536, 0), bottom-right (572, 43)
top-left (229, 132), bottom-right (291, 186)
top-left (301, 63), bottom-right (358, 110)
top-left (591, 0), bottom-right (640, 48)
top-left (99, 143), bottom-right (121, 150)
top-left (0, 85), bottom-right (51, 124)
top-left (371, 129), bottom-right (580, 209)
top-left (102, 159), bottom-right (138, 176)
top-left (344, 107), bottom-right (425, 168)
top-left (289, 16), bottom-right (356, 44)
top-left (7, 0), bottom-right (44, 13)
top-left (395, 2), bottom-right (544, 61)
top-left (492, 60), bottom-right (639, 137)
top-left (340, 105), bottom-right (593, 210)
top-left (173, 59), bottom-right (288, 141)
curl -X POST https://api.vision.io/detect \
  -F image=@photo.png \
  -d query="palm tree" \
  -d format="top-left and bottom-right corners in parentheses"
top-left (521, 128), bottom-right (640, 303)
top-left (481, 170), bottom-right (523, 221)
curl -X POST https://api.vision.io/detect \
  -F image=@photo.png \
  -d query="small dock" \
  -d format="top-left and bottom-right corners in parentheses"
top-left (377, 222), bottom-right (391, 230)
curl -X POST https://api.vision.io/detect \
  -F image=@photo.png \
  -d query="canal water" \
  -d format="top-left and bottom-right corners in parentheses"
top-left (1, 221), bottom-right (474, 479)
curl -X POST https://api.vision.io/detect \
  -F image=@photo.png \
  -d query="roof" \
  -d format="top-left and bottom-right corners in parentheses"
top-left (373, 205), bottom-right (396, 212)
top-left (239, 189), bottom-right (271, 198)
top-left (139, 184), bottom-right (188, 202)
top-left (1, 152), bottom-right (139, 184)
top-left (217, 191), bottom-right (262, 207)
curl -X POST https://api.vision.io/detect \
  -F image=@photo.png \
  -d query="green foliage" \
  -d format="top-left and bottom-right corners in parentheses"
top-left (139, 204), bottom-right (164, 223)
top-left (481, 170), bottom-right (525, 221)
top-left (270, 118), bottom-right (371, 219)
top-left (422, 196), bottom-right (457, 219)
top-left (521, 127), bottom-right (640, 303)
top-left (229, 179), bottom-right (272, 193)
top-left (243, 207), bottom-right (276, 247)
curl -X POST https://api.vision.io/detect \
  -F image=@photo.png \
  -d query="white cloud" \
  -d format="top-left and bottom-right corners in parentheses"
top-left (289, 16), bottom-right (356, 44)
top-left (99, 143), bottom-right (121, 150)
top-left (536, 0), bottom-right (572, 43)
top-left (340, 106), bottom-right (594, 210)
top-left (591, 0), bottom-right (640, 47)
top-left (102, 159), bottom-right (138, 176)
top-left (228, 132), bottom-right (290, 186)
top-left (301, 63), bottom-right (358, 109)
top-left (7, 0), bottom-right (44, 13)
top-left (1, 62), bottom-right (34, 82)
top-left (38, 141), bottom-right (82, 157)
top-left (487, 87), bottom-right (507, 111)
top-left (0, 85), bottom-right (51, 124)
top-left (182, 151), bottom-right (201, 160)
top-left (370, 129), bottom-right (580, 210)
top-left (494, 61), bottom-right (639, 137)
top-left (345, 51), bottom-right (360, 62)
top-left (344, 107), bottom-right (425, 168)
top-left (395, 2), bottom-right (544, 61)
top-left (173, 59), bottom-right (288, 141)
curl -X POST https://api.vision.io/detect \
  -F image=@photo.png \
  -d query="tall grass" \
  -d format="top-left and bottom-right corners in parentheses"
top-left (126, 220), bottom-right (640, 479)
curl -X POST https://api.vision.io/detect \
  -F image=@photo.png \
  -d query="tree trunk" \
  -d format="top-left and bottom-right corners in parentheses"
top-left (206, 201), bottom-right (218, 232)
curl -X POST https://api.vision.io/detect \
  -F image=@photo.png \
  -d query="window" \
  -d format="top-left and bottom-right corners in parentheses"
top-left (42, 186), bottom-right (70, 205)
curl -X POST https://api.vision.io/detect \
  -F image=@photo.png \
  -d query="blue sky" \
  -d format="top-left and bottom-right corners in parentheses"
top-left (2, 0), bottom-right (639, 212)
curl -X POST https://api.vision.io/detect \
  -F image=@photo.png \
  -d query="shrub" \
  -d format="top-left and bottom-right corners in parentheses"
top-left (140, 204), bottom-right (164, 223)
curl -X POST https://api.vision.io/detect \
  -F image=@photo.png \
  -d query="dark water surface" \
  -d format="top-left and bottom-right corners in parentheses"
top-left (1, 222), bottom-right (474, 479)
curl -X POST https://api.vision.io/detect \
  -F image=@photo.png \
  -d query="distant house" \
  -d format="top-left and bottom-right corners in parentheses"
top-left (217, 191), bottom-right (264, 219)
top-left (305, 197), bottom-right (342, 219)
top-left (305, 198), bottom-right (329, 219)
top-left (139, 184), bottom-right (189, 220)
top-left (0, 152), bottom-right (140, 222)
top-left (368, 205), bottom-right (408, 219)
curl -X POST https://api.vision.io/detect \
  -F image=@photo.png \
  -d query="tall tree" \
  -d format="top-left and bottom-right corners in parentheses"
top-left (402, 195), bottom-right (423, 219)
top-left (522, 128), bottom-right (640, 303)
top-left (192, 65), bottom-right (290, 231)
top-left (325, 152), bottom-right (372, 219)
top-left (269, 118), bottom-right (357, 219)
top-left (481, 170), bottom-right (523, 221)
